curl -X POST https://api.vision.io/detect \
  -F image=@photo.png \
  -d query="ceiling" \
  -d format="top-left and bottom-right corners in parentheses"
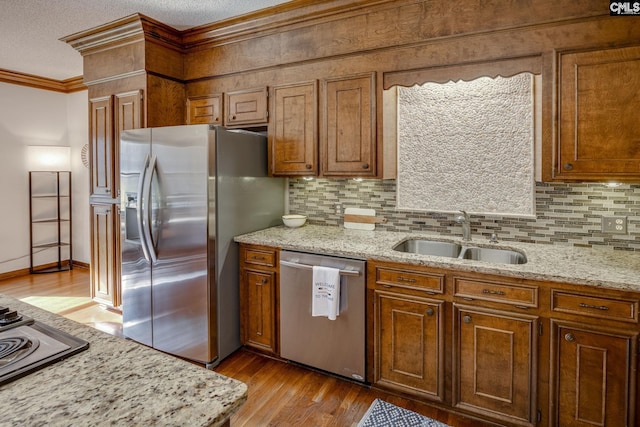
top-left (1, 0), bottom-right (294, 81)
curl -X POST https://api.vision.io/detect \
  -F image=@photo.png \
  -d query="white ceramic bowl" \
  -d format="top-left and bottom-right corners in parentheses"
top-left (282, 214), bottom-right (307, 228)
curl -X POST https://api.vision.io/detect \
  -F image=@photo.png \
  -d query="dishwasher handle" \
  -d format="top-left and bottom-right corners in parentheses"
top-left (279, 260), bottom-right (361, 277)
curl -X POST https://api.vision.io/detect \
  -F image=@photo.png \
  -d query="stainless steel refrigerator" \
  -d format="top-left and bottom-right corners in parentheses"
top-left (119, 125), bottom-right (284, 366)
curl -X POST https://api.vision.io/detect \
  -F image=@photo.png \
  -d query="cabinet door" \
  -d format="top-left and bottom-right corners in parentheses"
top-left (225, 87), bottom-right (268, 126)
top-left (241, 269), bottom-right (276, 353)
top-left (556, 45), bottom-right (640, 180)
top-left (114, 90), bottom-right (143, 199)
top-left (187, 94), bottom-right (222, 124)
top-left (551, 320), bottom-right (638, 427)
top-left (453, 305), bottom-right (537, 425)
top-left (269, 81), bottom-right (318, 176)
top-left (321, 73), bottom-right (376, 176)
top-left (374, 290), bottom-right (444, 401)
top-left (90, 203), bottom-right (118, 307)
top-left (89, 96), bottom-right (114, 198)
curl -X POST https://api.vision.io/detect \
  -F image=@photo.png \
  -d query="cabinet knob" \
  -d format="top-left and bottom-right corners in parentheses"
top-left (564, 333), bottom-right (576, 342)
top-left (463, 315), bottom-right (472, 324)
top-left (305, 164), bottom-right (312, 170)
top-left (426, 308), bottom-right (435, 317)
top-left (563, 163), bottom-right (573, 171)
top-left (362, 163), bottom-right (369, 169)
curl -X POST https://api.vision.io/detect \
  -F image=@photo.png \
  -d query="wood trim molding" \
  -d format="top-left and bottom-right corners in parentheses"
top-left (0, 69), bottom-right (86, 93)
top-left (181, 0), bottom-right (394, 50)
top-left (61, 13), bottom-right (182, 56)
top-left (383, 55), bottom-right (543, 89)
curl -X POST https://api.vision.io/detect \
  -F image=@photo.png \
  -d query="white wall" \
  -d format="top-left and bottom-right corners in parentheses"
top-left (0, 82), bottom-right (89, 274)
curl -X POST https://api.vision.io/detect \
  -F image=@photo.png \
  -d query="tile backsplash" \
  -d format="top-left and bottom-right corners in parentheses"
top-left (289, 179), bottom-right (640, 252)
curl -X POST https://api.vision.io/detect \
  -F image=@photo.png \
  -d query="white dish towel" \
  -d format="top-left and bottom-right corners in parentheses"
top-left (312, 265), bottom-right (341, 320)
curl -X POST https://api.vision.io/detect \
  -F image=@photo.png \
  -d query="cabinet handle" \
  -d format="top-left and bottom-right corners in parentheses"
top-left (426, 308), bottom-right (435, 316)
top-left (463, 315), bottom-right (472, 324)
top-left (215, 117), bottom-right (219, 122)
top-left (579, 302), bottom-right (609, 311)
top-left (397, 276), bottom-right (416, 283)
top-left (305, 164), bottom-right (312, 170)
top-left (232, 115), bottom-right (237, 120)
top-left (563, 163), bottom-right (573, 171)
top-left (362, 163), bottom-right (369, 169)
top-left (482, 289), bottom-right (506, 296)
top-left (252, 256), bottom-right (265, 260)
top-left (564, 333), bottom-right (575, 342)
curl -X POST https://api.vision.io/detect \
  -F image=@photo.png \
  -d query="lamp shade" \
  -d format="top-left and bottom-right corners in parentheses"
top-left (27, 146), bottom-right (71, 171)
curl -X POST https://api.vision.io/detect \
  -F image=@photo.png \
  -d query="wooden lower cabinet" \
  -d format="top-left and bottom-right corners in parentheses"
top-left (368, 260), bottom-right (640, 427)
top-left (453, 304), bottom-right (538, 426)
top-left (242, 269), bottom-right (276, 353)
top-left (90, 202), bottom-right (119, 307)
top-left (550, 320), bottom-right (638, 427)
top-left (373, 290), bottom-right (444, 401)
top-left (239, 244), bottom-right (278, 355)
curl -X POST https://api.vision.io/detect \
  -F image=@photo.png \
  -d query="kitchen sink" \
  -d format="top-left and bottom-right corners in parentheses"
top-left (459, 247), bottom-right (527, 264)
top-left (393, 239), bottom-right (527, 264)
top-left (393, 240), bottom-right (462, 258)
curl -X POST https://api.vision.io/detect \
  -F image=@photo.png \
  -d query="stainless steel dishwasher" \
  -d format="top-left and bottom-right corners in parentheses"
top-left (279, 250), bottom-right (366, 382)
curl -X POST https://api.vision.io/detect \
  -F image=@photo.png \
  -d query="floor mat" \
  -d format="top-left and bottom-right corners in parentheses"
top-left (357, 398), bottom-right (450, 427)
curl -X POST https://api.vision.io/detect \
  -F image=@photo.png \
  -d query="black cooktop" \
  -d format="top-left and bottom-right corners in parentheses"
top-left (0, 305), bottom-right (90, 385)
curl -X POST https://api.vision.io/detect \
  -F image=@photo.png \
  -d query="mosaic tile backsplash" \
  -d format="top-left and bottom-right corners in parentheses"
top-left (288, 179), bottom-right (640, 252)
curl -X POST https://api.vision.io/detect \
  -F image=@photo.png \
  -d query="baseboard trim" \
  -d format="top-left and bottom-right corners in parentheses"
top-left (0, 260), bottom-right (89, 281)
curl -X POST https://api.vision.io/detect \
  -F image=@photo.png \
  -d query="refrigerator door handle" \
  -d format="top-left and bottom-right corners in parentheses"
top-left (136, 154), bottom-right (153, 262)
top-left (141, 154), bottom-right (158, 263)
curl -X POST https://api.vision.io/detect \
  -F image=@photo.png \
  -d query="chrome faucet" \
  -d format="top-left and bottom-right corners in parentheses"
top-left (455, 210), bottom-right (471, 241)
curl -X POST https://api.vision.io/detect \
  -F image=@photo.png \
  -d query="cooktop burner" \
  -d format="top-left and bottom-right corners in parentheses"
top-left (0, 306), bottom-right (34, 332)
top-left (0, 305), bottom-right (89, 385)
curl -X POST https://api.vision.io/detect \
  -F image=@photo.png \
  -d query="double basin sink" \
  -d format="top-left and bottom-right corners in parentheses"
top-left (393, 239), bottom-right (527, 265)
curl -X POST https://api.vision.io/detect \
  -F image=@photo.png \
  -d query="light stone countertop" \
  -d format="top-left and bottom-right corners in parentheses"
top-left (0, 295), bottom-right (247, 427)
top-left (235, 224), bottom-right (640, 291)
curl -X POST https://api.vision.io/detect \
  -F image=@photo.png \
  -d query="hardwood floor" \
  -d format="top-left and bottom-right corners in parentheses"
top-left (0, 269), bottom-right (494, 427)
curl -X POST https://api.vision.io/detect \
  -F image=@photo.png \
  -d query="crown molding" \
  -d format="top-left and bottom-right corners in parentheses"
top-left (61, 12), bottom-right (183, 56)
top-left (0, 69), bottom-right (86, 93)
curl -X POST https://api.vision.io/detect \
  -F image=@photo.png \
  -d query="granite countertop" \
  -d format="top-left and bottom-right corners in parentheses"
top-left (0, 295), bottom-right (247, 427)
top-left (235, 224), bottom-right (640, 291)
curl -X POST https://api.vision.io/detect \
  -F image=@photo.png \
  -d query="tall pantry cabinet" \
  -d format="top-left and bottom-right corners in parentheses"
top-left (65, 15), bottom-right (185, 308)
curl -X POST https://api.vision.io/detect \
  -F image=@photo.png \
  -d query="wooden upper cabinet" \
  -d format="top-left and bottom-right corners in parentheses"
top-left (89, 96), bottom-right (114, 198)
top-left (556, 45), bottom-right (640, 181)
top-left (453, 305), bottom-right (537, 426)
top-left (269, 81), bottom-right (318, 176)
top-left (90, 90), bottom-right (143, 199)
top-left (225, 87), bottom-right (268, 126)
top-left (187, 94), bottom-right (222, 124)
top-left (551, 320), bottom-right (638, 427)
top-left (114, 90), bottom-right (143, 197)
top-left (321, 73), bottom-right (376, 177)
top-left (115, 90), bottom-right (144, 137)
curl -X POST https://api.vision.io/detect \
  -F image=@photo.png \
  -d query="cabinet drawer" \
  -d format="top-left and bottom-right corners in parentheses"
top-left (375, 267), bottom-right (444, 294)
top-left (454, 277), bottom-right (538, 308)
top-left (243, 248), bottom-right (277, 268)
top-left (551, 290), bottom-right (639, 323)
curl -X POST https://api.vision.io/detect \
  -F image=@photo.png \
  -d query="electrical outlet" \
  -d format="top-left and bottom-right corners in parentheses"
top-left (601, 216), bottom-right (627, 234)
top-left (335, 204), bottom-right (342, 215)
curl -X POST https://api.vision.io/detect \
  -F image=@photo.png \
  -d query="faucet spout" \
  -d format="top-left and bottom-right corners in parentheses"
top-left (455, 210), bottom-right (471, 241)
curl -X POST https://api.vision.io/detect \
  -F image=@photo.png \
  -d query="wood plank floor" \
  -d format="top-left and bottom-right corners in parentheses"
top-left (0, 269), bottom-right (495, 427)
